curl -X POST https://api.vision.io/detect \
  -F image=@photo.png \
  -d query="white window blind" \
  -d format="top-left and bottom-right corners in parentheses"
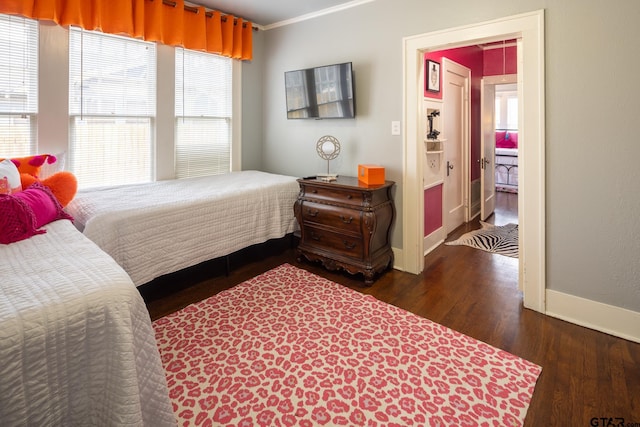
top-left (69, 27), bottom-right (156, 188)
top-left (175, 48), bottom-right (232, 178)
top-left (0, 14), bottom-right (38, 158)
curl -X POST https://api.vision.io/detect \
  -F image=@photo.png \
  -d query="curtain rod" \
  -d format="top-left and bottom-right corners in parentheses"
top-left (161, 0), bottom-right (259, 31)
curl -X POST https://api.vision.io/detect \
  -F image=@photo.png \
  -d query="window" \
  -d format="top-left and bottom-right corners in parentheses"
top-left (0, 14), bottom-right (38, 157)
top-left (69, 28), bottom-right (156, 188)
top-left (495, 83), bottom-right (518, 130)
top-left (175, 48), bottom-right (232, 178)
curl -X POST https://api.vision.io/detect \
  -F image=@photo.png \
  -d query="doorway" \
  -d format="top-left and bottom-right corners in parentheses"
top-left (481, 74), bottom-right (518, 222)
top-left (402, 10), bottom-right (546, 313)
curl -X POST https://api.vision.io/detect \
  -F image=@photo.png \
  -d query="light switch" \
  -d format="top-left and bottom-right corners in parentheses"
top-left (391, 121), bottom-right (401, 136)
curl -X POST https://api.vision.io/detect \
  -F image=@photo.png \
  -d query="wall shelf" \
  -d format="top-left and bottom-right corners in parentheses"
top-left (425, 138), bottom-right (446, 154)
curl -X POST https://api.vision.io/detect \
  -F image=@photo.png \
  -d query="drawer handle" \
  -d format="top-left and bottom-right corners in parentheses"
top-left (312, 189), bottom-right (318, 193)
top-left (307, 209), bottom-right (319, 217)
top-left (343, 240), bottom-right (356, 250)
top-left (340, 215), bottom-right (353, 224)
top-left (346, 194), bottom-right (353, 199)
top-left (311, 232), bottom-right (322, 241)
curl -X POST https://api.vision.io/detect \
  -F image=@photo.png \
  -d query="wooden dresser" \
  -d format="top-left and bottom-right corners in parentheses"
top-left (294, 176), bottom-right (395, 284)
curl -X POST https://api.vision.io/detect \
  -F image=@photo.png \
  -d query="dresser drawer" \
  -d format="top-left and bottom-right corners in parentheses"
top-left (301, 184), bottom-right (365, 207)
top-left (300, 201), bottom-right (361, 233)
top-left (302, 226), bottom-right (364, 259)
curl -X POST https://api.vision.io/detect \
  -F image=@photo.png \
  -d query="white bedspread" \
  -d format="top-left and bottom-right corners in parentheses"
top-left (66, 171), bottom-right (300, 286)
top-left (495, 147), bottom-right (518, 159)
top-left (0, 220), bottom-right (175, 426)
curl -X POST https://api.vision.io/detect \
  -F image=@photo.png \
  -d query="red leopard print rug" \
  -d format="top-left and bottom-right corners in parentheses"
top-left (153, 263), bottom-right (541, 426)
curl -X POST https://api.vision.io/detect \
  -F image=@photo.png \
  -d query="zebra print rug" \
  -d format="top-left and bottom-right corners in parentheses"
top-left (445, 221), bottom-right (518, 258)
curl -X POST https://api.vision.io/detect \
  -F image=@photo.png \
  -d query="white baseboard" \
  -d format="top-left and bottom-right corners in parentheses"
top-left (424, 227), bottom-right (446, 255)
top-left (470, 179), bottom-right (481, 219)
top-left (546, 289), bottom-right (640, 343)
top-left (392, 246), bottom-right (403, 271)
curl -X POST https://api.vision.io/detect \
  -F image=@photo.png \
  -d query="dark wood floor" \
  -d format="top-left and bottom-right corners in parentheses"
top-left (145, 190), bottom-right (640, 427)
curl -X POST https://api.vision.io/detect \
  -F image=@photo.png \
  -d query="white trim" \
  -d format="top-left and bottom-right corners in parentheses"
top-left (263, 0), bottom-right (375, 31)
top-left (546, 290), bottom-right (640, 344)
top-left (483, 74), bottom-right (517, 85)
top-left (480, 41), bottom-right (518, 50)
top-left (424, 229), bottom-right (445, 256)
top-left (391, 247), bottom-right (404, 272)
top-left (232, 60), bottom-right (242, 171)
top-left (402, 10), bottom-right (546, 313)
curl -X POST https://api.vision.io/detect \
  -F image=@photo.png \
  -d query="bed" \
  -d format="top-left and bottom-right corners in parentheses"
top-left (65, 170), bottom-right (300, 286)
top-left (495, 130), bottom-right (518, 193)
top-left (0, 219), bottom-right (175, 426)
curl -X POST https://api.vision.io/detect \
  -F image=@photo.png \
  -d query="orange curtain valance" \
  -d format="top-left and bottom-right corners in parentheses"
top-left (0, 0), bottom-right (253, 60)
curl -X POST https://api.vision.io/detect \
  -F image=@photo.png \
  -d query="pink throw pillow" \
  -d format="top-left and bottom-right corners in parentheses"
top-left (0, 182), bottom-right (73, 244)
top-left (496, 131), bottom-right (517, 149)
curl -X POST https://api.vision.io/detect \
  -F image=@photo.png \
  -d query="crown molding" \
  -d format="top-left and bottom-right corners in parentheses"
top-left (263, 0), bottom-right (374, 31)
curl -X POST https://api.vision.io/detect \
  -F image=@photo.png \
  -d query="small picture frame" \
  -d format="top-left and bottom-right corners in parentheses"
top-left (426, 60), bottom-right (440, 93)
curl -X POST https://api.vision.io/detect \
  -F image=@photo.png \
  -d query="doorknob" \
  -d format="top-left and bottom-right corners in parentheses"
top-left (447, 161), bottom-right (454, 176)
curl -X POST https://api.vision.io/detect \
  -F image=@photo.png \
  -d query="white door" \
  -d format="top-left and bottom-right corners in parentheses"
top-left (480, 79), bottom-right (496, 220)
top-left (443, 59), bottom-right (470, 234)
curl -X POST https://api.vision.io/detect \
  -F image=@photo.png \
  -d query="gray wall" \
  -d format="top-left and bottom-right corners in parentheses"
top-left (240, 30), bottom-right (265, 170)
top-left (245, 0), bottom-right (640, 313)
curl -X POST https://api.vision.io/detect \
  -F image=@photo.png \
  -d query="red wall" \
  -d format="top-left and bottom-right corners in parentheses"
top-left (483, 44), bottom-right (517, 76)
top-left (424, 184), bottom-right (442, 236)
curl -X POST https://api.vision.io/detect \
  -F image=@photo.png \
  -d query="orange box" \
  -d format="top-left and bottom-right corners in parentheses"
top-left (357, 164), bottom-right (385, 185)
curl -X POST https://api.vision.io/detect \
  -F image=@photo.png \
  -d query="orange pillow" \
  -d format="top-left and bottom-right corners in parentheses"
top-left (20, 171), bottom-right (78, 208)
top-left (4, 154), bottom-right (57, 178)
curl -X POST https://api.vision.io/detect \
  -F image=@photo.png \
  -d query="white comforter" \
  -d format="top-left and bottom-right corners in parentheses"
top-left (66, 171), bottom-right (300, 286)
top-left (0, 220), bottom-right (175, 426)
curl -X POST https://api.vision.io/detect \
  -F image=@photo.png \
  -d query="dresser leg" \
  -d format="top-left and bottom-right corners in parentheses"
top-left (363, 270), bottom-right (375, 285)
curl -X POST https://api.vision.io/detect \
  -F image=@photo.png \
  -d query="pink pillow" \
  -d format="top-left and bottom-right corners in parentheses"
top-left (496, 131), bottom-right (517, 149)
top-left (0, 182), bottom-right (73, 244)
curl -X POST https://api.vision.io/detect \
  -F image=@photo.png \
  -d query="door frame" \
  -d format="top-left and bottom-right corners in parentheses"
top-left (401, 10), bottom-right (546, 312)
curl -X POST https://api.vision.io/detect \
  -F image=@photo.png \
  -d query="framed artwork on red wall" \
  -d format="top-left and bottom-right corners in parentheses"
top-left (426, 60), bottom-right (440, 93)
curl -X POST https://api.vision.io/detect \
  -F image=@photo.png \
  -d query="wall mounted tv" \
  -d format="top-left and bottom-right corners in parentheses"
top-left (285, 62), bottom-right (355, 119)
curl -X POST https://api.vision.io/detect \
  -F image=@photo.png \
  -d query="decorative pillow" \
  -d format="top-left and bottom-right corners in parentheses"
top-left (0, 159), bottom-right (22, 195)
top-left (6, 154), bottom-right (58, 178)
top-left (0, 182), bottom-right (73, 245)
top-left (496, 131), bottom-right (517, 149)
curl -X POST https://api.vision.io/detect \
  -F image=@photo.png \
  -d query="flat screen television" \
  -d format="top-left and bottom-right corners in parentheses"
top-left (285, 62), bottom-right (355, 119)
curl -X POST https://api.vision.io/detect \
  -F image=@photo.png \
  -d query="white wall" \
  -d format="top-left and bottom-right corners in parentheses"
top-left (258, 0), bottom-right (640, 315)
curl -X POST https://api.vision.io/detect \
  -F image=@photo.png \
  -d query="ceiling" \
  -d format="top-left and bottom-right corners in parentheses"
top-left (191, 0), bottom-right (359, 28)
